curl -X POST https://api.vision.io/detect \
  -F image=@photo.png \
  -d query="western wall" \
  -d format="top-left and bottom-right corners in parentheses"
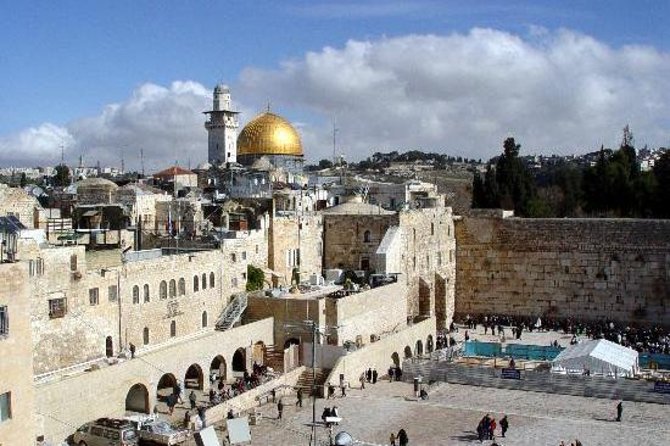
top-left (455, 212), bottom-right (670, 325)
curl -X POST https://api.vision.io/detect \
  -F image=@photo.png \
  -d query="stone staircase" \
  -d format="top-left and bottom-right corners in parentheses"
top-left (402, 361), bottom-right (670, 404)
top-left (215, 293), bottom-right (248, 331)
top-left (295, 367), bottom-right (330, 398)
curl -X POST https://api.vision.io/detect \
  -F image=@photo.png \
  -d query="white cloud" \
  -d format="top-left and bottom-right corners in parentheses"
top-left (2, 28), bottom-right (669, 169)
top-left (0, 81), bottom-right (211, 171)
top-left (239, 28), bottom-right (670, 161)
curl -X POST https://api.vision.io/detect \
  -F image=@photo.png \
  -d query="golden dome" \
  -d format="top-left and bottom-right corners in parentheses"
top-left (237, 112), bottom-right (303, 157)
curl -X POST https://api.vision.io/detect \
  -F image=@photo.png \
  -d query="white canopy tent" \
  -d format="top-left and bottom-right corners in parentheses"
top-left (552, 339), bottom-right (639, 377)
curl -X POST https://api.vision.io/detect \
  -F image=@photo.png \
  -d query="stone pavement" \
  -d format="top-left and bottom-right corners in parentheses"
top-left (180, 380), bottom-right (670, 446)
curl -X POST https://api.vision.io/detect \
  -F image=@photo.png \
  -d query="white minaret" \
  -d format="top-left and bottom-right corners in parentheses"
top-left (205, 84), bottom-right (239, 165)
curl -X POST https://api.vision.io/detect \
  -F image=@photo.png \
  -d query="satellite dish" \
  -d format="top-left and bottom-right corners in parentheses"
top-left (334, 431), bottom-right (354, 446)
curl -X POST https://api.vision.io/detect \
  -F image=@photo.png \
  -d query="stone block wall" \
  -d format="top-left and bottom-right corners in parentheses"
top-left (0, 183), bottom-right (41, 228)
top-left (325, 282), bottom-right (408, 346)
top-left (0, 263), bottom-right (36, 446)
top-left (325, 317), bottom-right (436, 387)
top-left (455, 216), bottom-right (670, 325)
top-left (269, 214), bottom-right (323, 285)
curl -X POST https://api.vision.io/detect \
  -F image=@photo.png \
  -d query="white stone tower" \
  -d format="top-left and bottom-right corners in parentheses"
top-left (205, 84), bottom-right (239, 165)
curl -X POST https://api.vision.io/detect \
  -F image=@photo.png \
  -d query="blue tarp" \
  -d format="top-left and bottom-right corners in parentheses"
top-left (463, 341), bottom-right (563, 361)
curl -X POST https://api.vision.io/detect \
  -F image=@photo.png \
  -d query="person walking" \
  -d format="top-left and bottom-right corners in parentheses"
top-left (360, 373), bottom-right (366, 389)
top-left (397, 428), bottom-right (409, 446)
top-left (277, 399), bottom-right (284, 420)
top-left (372, 368), bottom-right (378, 384)
top-left (388, 367), bottom-right (395, 382)
top-left (340, 382), bottom-right (347, 397)
top-left (500, 415), bottom-right (509, 438)
top-left (366, 368), bottom-right (372, 383)
top-left (174, 381), bottom-right (184, 404)
top-left (389, 432), bottom-right (397, 446)
top-left (616, 401), bottom-right (623, 422)
top-left (189, 390), bottom-right (197, 409)
top-left (129, 342), bottom-right (136, 359)
top-left (296, 388), bottom-right (303, 407)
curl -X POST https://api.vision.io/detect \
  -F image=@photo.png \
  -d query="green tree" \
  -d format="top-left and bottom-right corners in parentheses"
top-left (52, 164), bottom-right (71, 187)
top-left (246, 264), bottom-right (265, 291)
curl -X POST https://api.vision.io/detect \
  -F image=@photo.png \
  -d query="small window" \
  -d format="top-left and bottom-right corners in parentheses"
top-left (108, 285), bottom-right (118, 302)
top-left (0, 392), bottom-right (12, 422)
top-left (242, 251), bottom-right (247, 261)
top-left (49, 298), bottom-right (67, 318)
top-left (143, 284), bottom-right (150, 303)
top-left (193, 275), bottom-right (199, 292)
top-left (431, 222), bottom-right (434, 236)
top-left (89, 288), bottom-right (100, 306)
top-left (0, 306), bottom-right (8, 337)
top-left (202, 311), bottom-right (208, 328)
top-left (70, 254), bottom-right (78, 271)
top-left (231, 253), bottom-right (237, 263)
top-left (202, 273), bottom-right (207, 290)
top-left (159, 281), bottom-right (167, 299)
top-left (37, 258), bottom-right (44, 275)
top-left (255, 245), bottom-right (259, 254)
top-left (169, 279), bottom-right (176, 298)
top-left (242, 272), bottom-right (247, 280)
top-left (29, 259), bottom-right (36, 277)
top-left (438, 252), bottom-right (442, 266)
top-left (143, 327), bottom-right (150, 345)
top-left (413, 256), bottom-right (416, 271)
top-left (231, 277), bottom-right (238, 288)
top-left (170, 320), bottom-right (176, 337)
top-left (209, 272), bottom-right (215, 288)
top-left (363, 230), bottom-right (371, 243)
top-left (178, 278), bottom-right (186, 296)
top-left (132, 285), bottom-right (140, 304)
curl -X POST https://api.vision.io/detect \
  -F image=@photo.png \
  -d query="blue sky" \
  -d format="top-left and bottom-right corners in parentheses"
top-left (1, 1), bottom-right (669, 168)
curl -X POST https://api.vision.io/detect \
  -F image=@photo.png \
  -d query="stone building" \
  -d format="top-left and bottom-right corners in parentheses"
top-left (0, 262), bottom-right (36, 446)
top-left (269, 212), bottom-right (323, 287)
top-left (0, 183), bottom-right (42, 229)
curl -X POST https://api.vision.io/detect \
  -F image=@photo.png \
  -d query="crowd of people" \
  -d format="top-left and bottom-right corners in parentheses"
top-left (476, 413), bottom-right (508, 442)
top-left (459, 313), bottom-right (670, 354)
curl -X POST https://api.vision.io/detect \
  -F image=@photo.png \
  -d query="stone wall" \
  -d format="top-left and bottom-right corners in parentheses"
top-left (35, 318), bottom-right (274, 443)
top-left (0, 183), bottom-right (40, 228)
top-left (325, 317), bottom-right (436, 387)
top-left (269, 214), bottom-right (323, 286)
top-left (0, 262), bottom-right (36, 446)
top-left (455, 216), bottom-right (670, 325)
top-left (325, 282), bottom-right (408, 346)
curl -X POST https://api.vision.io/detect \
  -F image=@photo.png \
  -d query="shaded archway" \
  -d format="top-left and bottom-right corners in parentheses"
top-left (391, 352), bottom-right (400, 366)
top-left (284, 338), bottom-right (300, 349)
top-left (232, 347), bottom-right (246, 372)
top-left (426, 335), bottom-right (434, 353)
top-left (416, 340), bottom-right (424, 356)
top-left (125, 383), bottom-right (149, 413)
top-left (184, 363), bottom-right (204, 390)
top-left (156, 373), bottom-right (177, 401)
top-left (404, 345), bottom-right (413, 359)
top-left (210, 355), bottom-right (227, 382)
top-left (105, 336), bottom-right (114, 357)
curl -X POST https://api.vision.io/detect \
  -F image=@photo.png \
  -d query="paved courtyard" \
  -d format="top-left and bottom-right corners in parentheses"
top-left (180, 380), bottom-right (670, 446)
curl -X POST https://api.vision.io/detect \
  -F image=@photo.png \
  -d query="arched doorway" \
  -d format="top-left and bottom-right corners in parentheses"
top-left (284, 338), bottom-right (300, 349)
top-left (416, 340), bottom-right (424, 356)
top-left (156, 373), bottom-right (177, 402)
top-left (210, 355), bottom-right (227, 382)
top-left (426, 335), bottom-right (434, 353)
top-left (391, 352), bottom-right (400, 366)
top-left (404, 345), bottom-right (412, 359)
top-left (105, 336), bottom-right (114, 357)
top-left (184, 364), bottom-right (204, 390)
top-left (232, 347), bottom-right (246, 372)
top-left (125, 383), bottom-right (149, 413)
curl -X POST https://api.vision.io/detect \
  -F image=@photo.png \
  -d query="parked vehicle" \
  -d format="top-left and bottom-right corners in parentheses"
top-left (72, 418), bottom-right (138, 446)
top-left (124, 415), bottom-right (190, 446)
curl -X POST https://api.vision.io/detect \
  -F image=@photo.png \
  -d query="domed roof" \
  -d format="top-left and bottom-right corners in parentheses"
top-left (76, 177), bottom-right (118, 189)
top-left (237, 112), bottom-right (303, 157)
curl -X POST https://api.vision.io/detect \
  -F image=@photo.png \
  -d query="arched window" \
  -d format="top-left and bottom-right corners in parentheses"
top-left (170, 320), bottom-right (176, 337)
top-left (202, 311), bottom-right (208, 328)
top-left (193, 275), bottom-right (199, 292)
top-left (143, 284), bottom-right (150, 303)
top-left (363, 230), bottom-right (371, 243)
top-left (159, 281), bottom-right (167, 299)
top-left (209, 272), bottom-right (215, 288)
top-left (143, 327), bottom-right (150, 345)
top-left (202, 273), bottom-right (207, 290)
top-left (169, 279), bottom-right (176, 298)
top-left (178, 278), bottom-right (186, 296)
top-left (431, 222), bottom-right (435, 236)
top-left (132, 285), bottom-right (140, 304)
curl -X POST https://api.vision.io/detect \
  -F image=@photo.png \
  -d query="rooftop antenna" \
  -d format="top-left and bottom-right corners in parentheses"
top-left (60, 143), bottom-right (65, 165)
top-left (332, 123), bottom-right (339, 165)
top-left (266, 100), bottom-right (271, 113)
top-left (140, 148), bottom-right (145, 177)
top-left (121, 148), bottom-right (125, 174)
